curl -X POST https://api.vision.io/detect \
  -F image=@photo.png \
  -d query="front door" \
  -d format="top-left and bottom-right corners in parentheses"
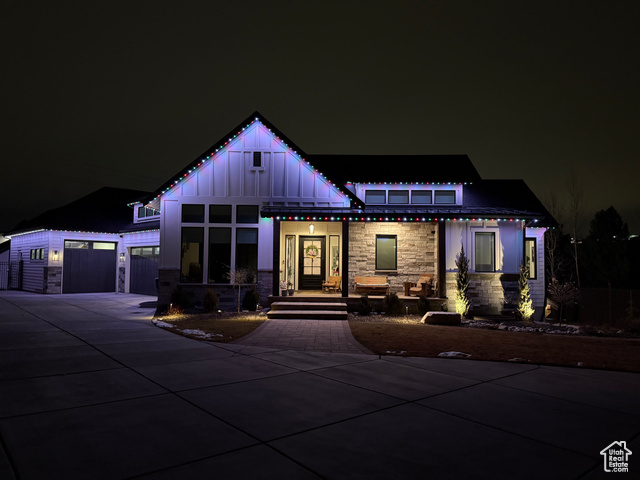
top-left (298, 236), bottom-right (325, 290)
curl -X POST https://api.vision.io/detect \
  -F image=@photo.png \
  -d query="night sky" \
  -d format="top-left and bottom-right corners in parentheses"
top-left (3, 1), bottom-right (639, 235)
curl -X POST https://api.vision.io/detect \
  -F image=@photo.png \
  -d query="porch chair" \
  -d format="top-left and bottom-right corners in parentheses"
top-left (322, 275), bottom-right (342, 293)
top-left (404, 274), bottom-right (434, 297)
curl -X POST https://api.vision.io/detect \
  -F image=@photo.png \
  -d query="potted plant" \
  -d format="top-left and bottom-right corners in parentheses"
top-left (279, 280), bottom-right (288, 296)
top-left (287, 282), bottom-right (295, 296)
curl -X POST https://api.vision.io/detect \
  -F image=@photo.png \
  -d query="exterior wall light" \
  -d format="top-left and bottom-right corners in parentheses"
top-left (119, 252), bottom-right (126, 262)
top-left (52, 251), bottom-right (59, 261)
top-left (309, 224), bottom-right (315, 234)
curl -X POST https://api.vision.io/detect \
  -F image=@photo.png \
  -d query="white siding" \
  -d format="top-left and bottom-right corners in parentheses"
top-left (525, 227), bottom-right (547, 310)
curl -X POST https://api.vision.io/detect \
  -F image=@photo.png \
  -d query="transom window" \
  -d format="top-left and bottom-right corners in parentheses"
top-left (365, 190), bottom-right (386, 204)
top-left (209, 205), bottom-right (232, 223)
top-left (236, 205), bottom-right (259, 224)
top-left (411, 191), bottom-right (432, 204)
top-left (435, 190), bottom-right (456, 204)
top-left (388, 191), bottom-right (409, 204)
top-left (182, 204), bottom-right (205, 223)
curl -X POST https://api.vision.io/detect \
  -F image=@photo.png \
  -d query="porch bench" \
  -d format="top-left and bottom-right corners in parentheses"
top-left (354, 276), bottom-right (390, 295)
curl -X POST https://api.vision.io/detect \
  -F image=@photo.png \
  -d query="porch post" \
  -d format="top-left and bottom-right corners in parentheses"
top-left (438, 221), bottom-right (446, 298)
top-left (272, 218), bottom-right (281, 297)
top-left (341, 221), bottom-right (349, 298)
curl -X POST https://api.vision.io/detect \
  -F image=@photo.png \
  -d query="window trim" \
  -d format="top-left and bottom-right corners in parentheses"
top-left (375, 234), bottom-right (397, 271)
top-left (474, 232), bottom-right (496, 273)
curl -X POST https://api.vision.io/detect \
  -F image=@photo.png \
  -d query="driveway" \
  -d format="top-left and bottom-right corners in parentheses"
top-left (0, 291), bottom-right (639, 479)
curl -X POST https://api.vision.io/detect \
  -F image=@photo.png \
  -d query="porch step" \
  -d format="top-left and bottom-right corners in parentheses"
top-left (267, 300), bottom-right (348, 320)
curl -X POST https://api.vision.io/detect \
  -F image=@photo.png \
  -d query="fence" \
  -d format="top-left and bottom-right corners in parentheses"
top-left (0, 261), bottom-right (22, 290)
top-left (578, 287), bottom-right (640, 327)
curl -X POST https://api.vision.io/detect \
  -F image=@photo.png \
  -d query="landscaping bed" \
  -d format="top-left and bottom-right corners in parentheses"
top-left (348, 313), bottom-right (640, 373)
top-left (153, 311), bottom-right (265, 343)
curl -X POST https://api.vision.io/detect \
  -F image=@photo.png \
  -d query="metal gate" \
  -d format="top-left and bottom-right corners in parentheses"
top-left (130, 247), bottom-right (159, 296)
top-left (0, 261), bottom-right (22, 290)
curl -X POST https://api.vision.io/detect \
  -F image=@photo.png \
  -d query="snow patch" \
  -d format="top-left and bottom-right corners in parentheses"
top-left (438, 351), bottom-right (471, 358)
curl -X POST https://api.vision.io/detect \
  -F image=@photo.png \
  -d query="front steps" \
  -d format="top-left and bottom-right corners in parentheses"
top-left (267, 296), bottom-right (348, 320)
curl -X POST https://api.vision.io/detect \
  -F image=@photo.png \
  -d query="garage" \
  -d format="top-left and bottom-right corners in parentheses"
top-left (63, 241), bottom-right (117, 293)
top-left (130, 246), bottom-right (159, 296)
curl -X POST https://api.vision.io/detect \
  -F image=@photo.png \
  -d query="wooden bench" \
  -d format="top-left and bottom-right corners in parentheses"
top-left (322, 275), bottom-right (342, 293)
top-left (354, 276), bottom-right (390, 295)
top-left (404, 274), bottom-right (435, 297)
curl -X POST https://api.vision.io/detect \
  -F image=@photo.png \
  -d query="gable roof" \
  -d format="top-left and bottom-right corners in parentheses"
top-left (8, 187), bottom-right (151, 235)
top-left (144, 111), bottom-right (482, 205)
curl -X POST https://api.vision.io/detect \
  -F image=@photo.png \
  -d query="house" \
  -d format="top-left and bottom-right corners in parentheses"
top-left (5, 111), bottom-right (555, 318)
top-left (5, 187), bottom-right (160, 295)
top-left (139, 112), bottom-right (554, 317)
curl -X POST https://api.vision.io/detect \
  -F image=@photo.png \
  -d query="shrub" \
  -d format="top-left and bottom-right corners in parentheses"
top-left (383, 292), bottom-right (403, 315)
top-left (358, 294), bottom-right (372, 316)
top-left (455, 243), bottom-right (471, 317)
top-left (242, 288), bottom-right (261, 311)
top-left (417, 296), bottom-right (430, 315)
top-left (517, 260), bottom-right (535, 321)
top-left (203, 288), bottom-right (219, 313)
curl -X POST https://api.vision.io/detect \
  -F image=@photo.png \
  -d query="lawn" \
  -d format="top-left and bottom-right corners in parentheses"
top-left (154, 311), bottom-right (265, 343)
top-left (348, 316), bottom-right (640, 373)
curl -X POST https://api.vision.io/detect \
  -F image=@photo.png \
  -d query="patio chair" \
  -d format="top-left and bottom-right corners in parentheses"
top-left (322, 275), bottom-right (342, 293)
top-left (404, 274), bottom-right (434, 297)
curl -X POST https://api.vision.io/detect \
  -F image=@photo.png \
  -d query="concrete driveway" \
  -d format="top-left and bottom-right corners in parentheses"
top-left (0, 291), bottom-right (638, 479)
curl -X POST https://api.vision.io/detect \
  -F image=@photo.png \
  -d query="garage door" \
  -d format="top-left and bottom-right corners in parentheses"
top-left (63, 241), bottom-right (117, 293)
top-left (130, 246), bottom-right (159, 296)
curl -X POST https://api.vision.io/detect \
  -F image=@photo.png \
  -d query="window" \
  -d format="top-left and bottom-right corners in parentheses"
top-left (365, 190), bottom-right (386, 204)
top-left (30, 248), bottom-right (44, 260)
top-left (181, 227), bottom-right (204, 283)
top-left (253, 151), bottom-right (262, 167)
top-left (182, 204), bottom-right (204, 223)
top-left (138, 206), bottom-right (159, 218)
top-left (209, 228), bottom-right (231, 283)
top-left (64, 241), bottom-right (89, 249)
top-left (132, 247), bottom-right (160, 256)
top-left (388, 190), bottom-right (409, 204)
top-left (525, 238), bottom-right (536, 279)
top-left (236, 228), bottom-right (258, 282)
top-left (376, 235), bottom-right (397, 270)
top-left (93, 242), bottom-right (115, 250)
top-left (209, 204), bottom-right (232, 223)
top-left (236, 205), bottom-right (259, 224)
top-left (411, 191), bottom-right (432, 204)
top-left (475, 232), bottom-right (495, 272)
top-left (435, 190), bottom-right (456, 204)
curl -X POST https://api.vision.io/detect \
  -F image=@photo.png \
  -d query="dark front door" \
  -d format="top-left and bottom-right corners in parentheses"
top-left (298, 236), bottom-right (325, 290)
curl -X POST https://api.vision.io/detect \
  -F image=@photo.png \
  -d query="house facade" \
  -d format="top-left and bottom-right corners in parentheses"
top-left (140, 112), bottom-right (553, 317)
top-left (5, 112), bottom-right (554, 319)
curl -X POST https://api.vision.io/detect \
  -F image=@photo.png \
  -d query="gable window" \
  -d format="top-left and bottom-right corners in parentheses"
top-left (365, 190), bottom-right (386, 204)
top-left (253, 151), bottom-right (262, 167)
top-left (209, 227), bottom-right (231, 283)
top-left (376, 235), bottom-right (397, 270)
top-left (411, 191), bottom-right (432, 204)
top-left (181, 227), bottom-right (204, 283)
top-left (237, 205), bottom-right (259, 224)
top-left (475, 232), bottom-right (495, 272)
top-left (388, 190), bottom-right (409, 204)
top-left (435, 190), bottom-right (456, 204)
top-left (525, 238), bottom-right (537, 279)
top-left (209, 204), bottom-right (232, 223)
top-left (138, 206), bottom-right (159, 218)
top-left (182, 204), bottom-right (204, 223)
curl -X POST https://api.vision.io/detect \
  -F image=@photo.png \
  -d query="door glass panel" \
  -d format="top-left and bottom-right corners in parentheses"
top-left (303, 240), bottom-right (322, 276)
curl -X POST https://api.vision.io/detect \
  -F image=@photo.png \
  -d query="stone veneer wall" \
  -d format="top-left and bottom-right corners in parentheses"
top-left (157, 268), bottom-right (272, 312)
top-left (445, 272), bottom-right (519, 315)
top-left (43, 266), bottom-right (62, 294)
top-left (348, 222), bottom-right (438, 294)
top-left (118, 267), bottom-right (126, 293)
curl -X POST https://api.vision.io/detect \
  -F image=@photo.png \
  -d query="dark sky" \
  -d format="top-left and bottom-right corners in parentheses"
top-left (3, 1), bottom-right (639, 235)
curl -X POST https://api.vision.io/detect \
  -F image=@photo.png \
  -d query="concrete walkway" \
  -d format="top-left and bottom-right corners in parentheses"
top-left (1, 291), bottom-right (639, 479)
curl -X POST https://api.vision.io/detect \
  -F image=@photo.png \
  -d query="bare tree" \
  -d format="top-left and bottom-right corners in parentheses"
top-left (567, 172), bottom-right (584, 287)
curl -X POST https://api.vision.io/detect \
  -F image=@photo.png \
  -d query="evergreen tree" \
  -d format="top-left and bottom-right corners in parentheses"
top-left (455, 244), bottom-right (470, 317)
top-left (518, 261), bottom-right (534, 321)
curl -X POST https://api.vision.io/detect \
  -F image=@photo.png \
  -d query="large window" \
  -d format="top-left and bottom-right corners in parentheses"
top-left (388, 190), bottom-right (409, 204)
top-left (236, 228), bottom-right (258, 282)
top-left (181, 227), bottom-right (204, 283)
top-left (209, 228), bottom-right (231, 283)
top-left (475, 232), bottom-right (495, 272)
top-left (434, 190), bottom-right (456, 204)
top-left (376, 235), bottom-right (397, 270)
top-left (525, 238), bottom-right (536, 279)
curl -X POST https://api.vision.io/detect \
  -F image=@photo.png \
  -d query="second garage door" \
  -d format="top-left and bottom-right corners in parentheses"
top-left (130, 246), bottom-right (159, 296)
top-left (63, 241), bottom-right (117, 293)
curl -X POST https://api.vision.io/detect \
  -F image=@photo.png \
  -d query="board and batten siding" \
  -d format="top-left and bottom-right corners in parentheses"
top-left (158, 120), bottom-right (350, 272)
top-left (9, 230), bottom-right (50, 292)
